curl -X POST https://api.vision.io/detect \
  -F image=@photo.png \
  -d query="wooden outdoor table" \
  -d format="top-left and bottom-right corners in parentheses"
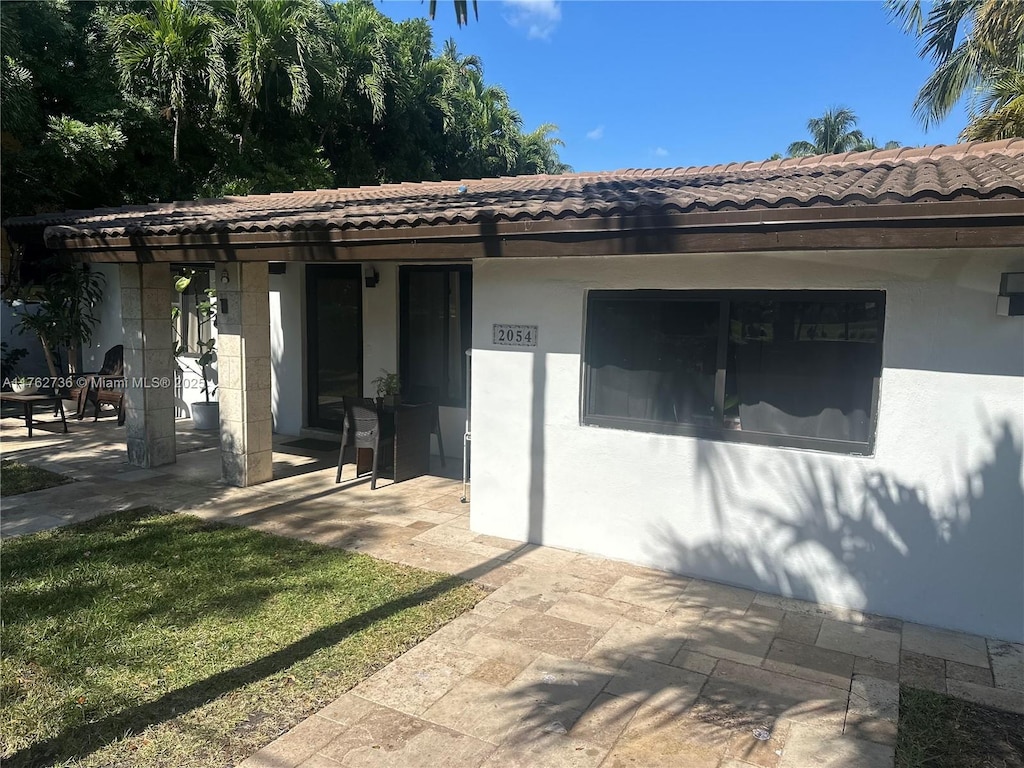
top-left (0, 391), bottom-right (68, 437)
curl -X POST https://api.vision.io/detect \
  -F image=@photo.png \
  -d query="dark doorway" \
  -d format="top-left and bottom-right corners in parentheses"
top-left (306, 265), bottom-right (362, 430)
top-left (399, 265), bottom-right (473, 408)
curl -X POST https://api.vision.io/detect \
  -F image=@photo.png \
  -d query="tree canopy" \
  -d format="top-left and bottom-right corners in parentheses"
top-left (0, 0), bottom-right (570, 221)
top-left (785, 107), bottom-right (901, 157)
top-left (887, 0), bottom-right (1024, 141)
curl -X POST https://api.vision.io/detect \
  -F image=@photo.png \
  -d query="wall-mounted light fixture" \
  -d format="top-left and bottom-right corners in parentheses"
top-left (364, 264), bottom-right (380, 288)
top-left (220, 269), bottom-right (230, 285)
top-left (997, 272), bottom-right (1024, 317)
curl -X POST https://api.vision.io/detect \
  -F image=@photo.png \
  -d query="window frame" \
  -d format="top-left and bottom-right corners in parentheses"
top-left (581, 289), bottom-right (885, 455)
top-left (398, 264), bottom-right (473, 409)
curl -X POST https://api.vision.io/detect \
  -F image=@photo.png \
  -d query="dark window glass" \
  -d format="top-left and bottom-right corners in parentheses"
top-left (724, 298), bottom-right (883, 443)
top-left (587, 298), bottom-right (719, 426)
top-left (399, 266), bottom-right (472, 408)
top-left (306, 265), bottom-right (363, 429)
top-left (583, 291), bottom-right (884, 453)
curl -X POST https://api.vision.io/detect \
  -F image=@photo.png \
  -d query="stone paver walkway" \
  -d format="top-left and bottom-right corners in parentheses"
top-left (2, 415), bottom-right (1022, 768)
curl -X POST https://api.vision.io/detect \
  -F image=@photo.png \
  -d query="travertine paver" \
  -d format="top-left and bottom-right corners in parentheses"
top-left (697, 660), bottom-right (848, 733)
top-left (601, 705), bottom-right (724, 768)
top-left (5, 417), bottom-right (1023, 768)
top-left (763, 638), bottom-right (855, 689)
top-left (604, 657), bottom-right (708, 715)
top-left (816, 620), bottom-right (901, 665)
top-left (902, 622), bottom-right (990, 668)
top-left (845, 675), bottom-right (899, 745)
top-left (988, 640), bottom-right (1024, 692)
top-left (778, 723), bottom-right (895, 768)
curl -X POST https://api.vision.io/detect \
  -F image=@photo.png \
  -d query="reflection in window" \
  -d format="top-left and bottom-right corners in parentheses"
top-left (583, 291), bottom-right (884, 453)
top-left (587, 298), bottom-right (719, 426)
top-left (399, 266), bottom-right (472, 408)
top-left (173, 269), bottom-right (213, 354)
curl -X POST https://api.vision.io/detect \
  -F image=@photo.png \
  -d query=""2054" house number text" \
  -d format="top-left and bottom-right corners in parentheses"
top-left (493, 324), bottom-right (538, 347)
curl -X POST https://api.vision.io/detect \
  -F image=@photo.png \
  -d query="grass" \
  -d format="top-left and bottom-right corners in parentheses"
top-left (1, 459), bottom-right (71, 496)
top-left (0, 508), bottom-right (486, 768)
top-left (896, 685), bottom-right (1024, 768)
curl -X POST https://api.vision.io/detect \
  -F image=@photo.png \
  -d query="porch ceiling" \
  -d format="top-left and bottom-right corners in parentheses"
top-left (5, 139), bottom-right (1024, 262)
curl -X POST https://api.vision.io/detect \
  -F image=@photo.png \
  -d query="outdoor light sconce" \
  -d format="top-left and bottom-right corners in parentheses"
top-left (997, 272), bottom-right (1024, 317)
top-left (364, 265), bottom-right (380, 288)
top-left (220, 269), bottom-right (230, 285)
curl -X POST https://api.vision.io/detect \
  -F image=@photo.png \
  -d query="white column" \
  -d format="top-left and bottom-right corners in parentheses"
top-left (120, 263), bottom-right (176, 467)
top-left (217, 263), bottom-right (273, 486)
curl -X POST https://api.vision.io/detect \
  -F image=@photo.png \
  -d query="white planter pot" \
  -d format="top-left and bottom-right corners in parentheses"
top-left (191, 401), bottom-right (220, 431)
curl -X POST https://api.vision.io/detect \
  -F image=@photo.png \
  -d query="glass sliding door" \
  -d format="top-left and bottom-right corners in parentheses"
top-left (306, 265), bottom-right (363, 429)
top-left (399, 265), bottom-right (472, 407)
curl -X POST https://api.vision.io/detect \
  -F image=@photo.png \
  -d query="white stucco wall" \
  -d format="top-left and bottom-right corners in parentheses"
top-left (469, 249), bottom-right (1024, 642)
top-left (270, 266), bottom-right (305, 435)
top-left (83, 263), bottom-right (123, 371)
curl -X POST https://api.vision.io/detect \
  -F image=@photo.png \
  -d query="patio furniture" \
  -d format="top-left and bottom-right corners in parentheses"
top-left (72, 345), bottom-right (126, 425)
top-left (0, 391), bottom-right (68, 437)
top-left (336, 397), bottom-right (394, 490)
top-left (336, 398), bottom-right (434, 489)
top-left (405, 385), bottom-right (445, 466)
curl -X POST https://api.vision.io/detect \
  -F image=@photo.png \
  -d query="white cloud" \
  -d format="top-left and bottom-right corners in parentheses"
top-left (503, 0), bottom-right (562, 40)
top-left (586, 125), bottom-right (604, 141)
top-left (653, 147), bottom-right (669, 157)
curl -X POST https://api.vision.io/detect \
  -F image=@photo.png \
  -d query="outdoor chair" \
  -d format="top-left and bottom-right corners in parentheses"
top-left (336, 397), bottom-right (394, 490)
top-left (405, 385), bottom-right (445, 466)
top-left (72, 344), bottom-right (126, 425)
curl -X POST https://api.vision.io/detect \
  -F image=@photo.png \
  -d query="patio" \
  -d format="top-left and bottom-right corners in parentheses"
top-left (2, 415), bottom-right (1022, 768)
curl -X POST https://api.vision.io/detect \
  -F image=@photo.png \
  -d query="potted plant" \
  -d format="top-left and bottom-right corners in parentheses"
top-left (11, 376), bottom-right (38, 395)
top-left (172, 269), bottom-right (219, 430)
top-left (372, 369), bottom-right (401, 407)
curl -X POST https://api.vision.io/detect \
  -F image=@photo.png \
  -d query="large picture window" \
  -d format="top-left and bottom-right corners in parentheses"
top-left (583, 290), bottom-right (884, 453)
top-left (399, 266), bottom-right (472, 408)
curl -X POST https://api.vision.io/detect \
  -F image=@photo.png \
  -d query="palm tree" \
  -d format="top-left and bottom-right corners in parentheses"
top-left (887, 0), bottom-right (1024, 139)
top-left (108, 0), bottom-right (228, 162)
top-left (428, 0), bottom-right (478, 27)
top-left (228, 0), bottom-right (329, 118)
top-left (787, 107), bottom-right (869, 157)
top-left (961, 65), bottom-right (1024, 140)
top-left (463, 69), bottom-right (522, 175)
top-left (326, 0), bottom-right (397, 125)
top-left (435, 39), bottom-right (521, 176)
top-left (516, 123), bottom-right (572, 174)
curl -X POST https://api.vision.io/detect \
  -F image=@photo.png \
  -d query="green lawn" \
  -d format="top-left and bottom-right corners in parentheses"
top-left (896, 686), bottom-right (1024, 768)
top-left (1, 459), bottom-right (71, 496)
top-left (1, 508), bottom-right (486, 768)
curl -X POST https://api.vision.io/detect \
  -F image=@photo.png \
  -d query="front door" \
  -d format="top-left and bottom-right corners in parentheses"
top-left (306, 265), bottom-right (362, 430)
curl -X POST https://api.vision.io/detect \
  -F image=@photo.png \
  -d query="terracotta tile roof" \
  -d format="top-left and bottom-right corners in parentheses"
top-left (7, 139), bottom-right (1024, 244)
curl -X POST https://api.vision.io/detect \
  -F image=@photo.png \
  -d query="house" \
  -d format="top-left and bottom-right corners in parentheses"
top-left (4, 139), bottom-right (1024, 642)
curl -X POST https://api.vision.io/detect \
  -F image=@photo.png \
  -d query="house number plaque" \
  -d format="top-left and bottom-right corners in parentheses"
top-left (493, 324), bottom-right (538, 347)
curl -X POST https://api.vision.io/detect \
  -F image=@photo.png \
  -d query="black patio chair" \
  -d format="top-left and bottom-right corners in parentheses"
top-left (405, 385), bottom-right (445, 467)
top-left (335, 397), bottom-right (394, 490)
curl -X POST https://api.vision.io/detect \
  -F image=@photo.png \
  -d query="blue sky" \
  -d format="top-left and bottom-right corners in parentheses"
top-left (381, 0), bottom-right (966, 172)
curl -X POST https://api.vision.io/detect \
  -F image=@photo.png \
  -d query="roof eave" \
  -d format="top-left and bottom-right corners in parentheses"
top-left (41, 198), bottom-right (1024, 261)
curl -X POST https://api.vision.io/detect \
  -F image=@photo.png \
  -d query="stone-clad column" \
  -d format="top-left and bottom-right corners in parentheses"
top-left (217, 263), bottom-right (272, 486)
top-left (120, 263), bottom-right (176, 467)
